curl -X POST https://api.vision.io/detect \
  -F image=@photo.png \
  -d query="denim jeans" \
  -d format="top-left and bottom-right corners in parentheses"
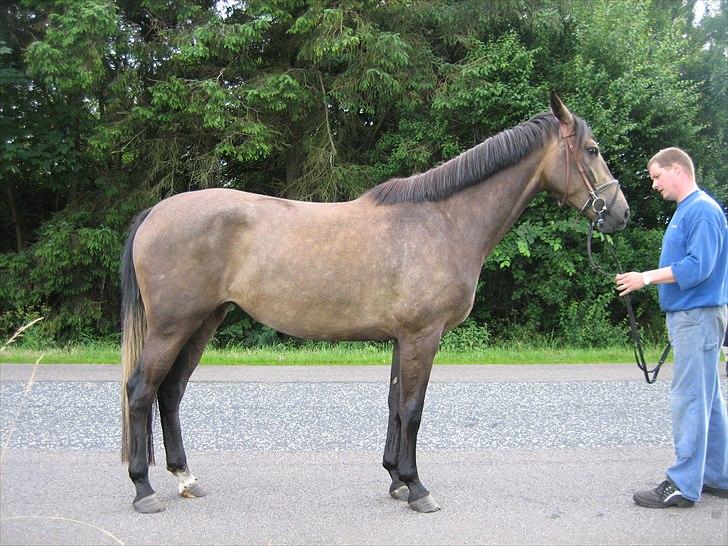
top-left (665, 305), bottom-right (728, 501)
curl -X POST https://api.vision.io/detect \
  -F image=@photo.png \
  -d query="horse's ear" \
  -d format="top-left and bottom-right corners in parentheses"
top-left (549, 91), bottom-right (574, 126)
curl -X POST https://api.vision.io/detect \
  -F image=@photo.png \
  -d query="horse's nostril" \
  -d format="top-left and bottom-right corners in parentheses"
top-left (624, 208), bottom-right (631, 221)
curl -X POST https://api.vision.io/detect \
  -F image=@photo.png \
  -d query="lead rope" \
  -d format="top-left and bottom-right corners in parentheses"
top-left (587, 221), bottom-right (671, 384)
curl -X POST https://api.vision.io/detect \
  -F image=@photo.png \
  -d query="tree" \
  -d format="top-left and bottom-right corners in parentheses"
top-left (1, 0), bottom-right (725, 346)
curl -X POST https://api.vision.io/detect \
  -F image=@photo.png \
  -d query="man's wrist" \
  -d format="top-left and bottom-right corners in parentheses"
top-left (642, 272), bottom-right (652, 286)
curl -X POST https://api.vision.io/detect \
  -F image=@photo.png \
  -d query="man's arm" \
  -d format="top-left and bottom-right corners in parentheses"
top-left (615, 266), bottom-right (675, 297)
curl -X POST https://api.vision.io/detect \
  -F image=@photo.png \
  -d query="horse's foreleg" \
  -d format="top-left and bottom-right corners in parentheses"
top-left (126, 331), bottom-right (190, 514)
top-left (383, 341), bottom-right (408, 500)
top-left (397, 328), bottom-right (442, 513)
top-left (158, 306), bottom-right (228, 500)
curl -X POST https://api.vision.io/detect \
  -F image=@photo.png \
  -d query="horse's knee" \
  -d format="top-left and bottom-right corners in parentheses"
top-left (127, 377), bottom-right (156, 415)
top-left (127, 393), bottom-right (153, 419)
top-left (126, 374), bottom-right (147, 409)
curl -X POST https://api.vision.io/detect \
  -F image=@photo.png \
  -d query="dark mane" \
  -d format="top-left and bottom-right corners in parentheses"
top-left (363, 112), bottom-right (590, 204)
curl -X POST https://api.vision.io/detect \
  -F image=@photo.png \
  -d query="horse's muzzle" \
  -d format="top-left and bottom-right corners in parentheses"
top-left (597, 206), bottom-right (629, 233)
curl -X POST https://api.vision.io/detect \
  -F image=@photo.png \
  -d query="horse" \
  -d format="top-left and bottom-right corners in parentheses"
top-left (120, 93), bottom-right (630, 514)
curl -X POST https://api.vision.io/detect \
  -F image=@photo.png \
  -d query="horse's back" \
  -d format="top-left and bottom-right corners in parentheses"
top-left (132, 189), bottom-right (392, 335)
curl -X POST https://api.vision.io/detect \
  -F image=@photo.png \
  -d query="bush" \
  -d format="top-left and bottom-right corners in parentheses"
top-left (558, 292), bottom-right (627, 347)
top-left (440, 319), bottom-right (490, 351)
top-left (214, 306), bottom-right (282, 348)
top-left (0, 307), bottom-right (53, 349)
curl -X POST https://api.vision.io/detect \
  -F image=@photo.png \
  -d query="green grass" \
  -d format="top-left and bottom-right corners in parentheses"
top-left (0, 341), bottom-right (671, 365)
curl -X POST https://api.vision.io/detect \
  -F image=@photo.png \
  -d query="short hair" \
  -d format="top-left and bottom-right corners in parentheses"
top-left (647, 147), bottom-right (695, 180)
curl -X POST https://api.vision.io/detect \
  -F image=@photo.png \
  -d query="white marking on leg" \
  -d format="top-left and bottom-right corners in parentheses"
top-left (174, 470), bottom-right (198, 495)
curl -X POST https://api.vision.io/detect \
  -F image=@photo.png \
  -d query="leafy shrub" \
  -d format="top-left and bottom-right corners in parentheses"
top-left (0, 308), bottom-right (50, 349)
top-left (214, 306), bottom-right (282, 348)
top-left (558, 292), bottom-right (627, 347)
top-left (440, 319), bottom-right (490, 351)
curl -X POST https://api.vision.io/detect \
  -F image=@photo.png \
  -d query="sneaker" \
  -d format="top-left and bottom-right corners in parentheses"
top-left (633, 480), bottom-right (694, 508)
top-left (702, 484), bottom-right (728, 498)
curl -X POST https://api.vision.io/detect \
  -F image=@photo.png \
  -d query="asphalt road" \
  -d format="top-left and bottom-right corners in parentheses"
top-left (1, 362), bottom-right (726, 545)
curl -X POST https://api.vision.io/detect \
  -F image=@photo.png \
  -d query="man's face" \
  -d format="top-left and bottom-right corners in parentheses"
top-left (648, 163), bottom-right (681, 202)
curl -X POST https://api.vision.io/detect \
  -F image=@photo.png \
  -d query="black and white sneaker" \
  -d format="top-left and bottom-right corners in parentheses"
top-left (702, 484), bottom-right (728, 498)
top-left (633, 480), bottom-right (694, 508)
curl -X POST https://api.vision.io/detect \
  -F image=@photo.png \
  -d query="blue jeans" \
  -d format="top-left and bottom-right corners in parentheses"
top-left (665, 305), bottom-right (728, 501)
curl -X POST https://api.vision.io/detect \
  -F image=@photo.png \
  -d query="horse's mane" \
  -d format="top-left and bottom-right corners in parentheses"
top-left (363, 112), bottom-right (590, 204)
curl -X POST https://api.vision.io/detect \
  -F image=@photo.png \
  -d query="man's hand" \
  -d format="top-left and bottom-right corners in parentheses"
top-left (615, 272), bottom-right (646, 297)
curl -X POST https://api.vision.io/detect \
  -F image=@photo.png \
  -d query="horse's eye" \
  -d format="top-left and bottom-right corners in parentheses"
top-left (587, 146), bottom-right (599, 157)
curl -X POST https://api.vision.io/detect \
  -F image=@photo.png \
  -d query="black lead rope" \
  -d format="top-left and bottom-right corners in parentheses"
top-left (587, 221), bottom-right (671, 384)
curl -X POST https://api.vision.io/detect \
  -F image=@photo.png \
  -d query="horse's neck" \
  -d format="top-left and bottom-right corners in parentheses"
top-left (445, 151), bottom-right (545, 263)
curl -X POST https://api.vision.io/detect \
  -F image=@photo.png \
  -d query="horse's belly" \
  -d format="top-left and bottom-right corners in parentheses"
top-left (241, 290), bottom-right (394, 341)
top-left (230, 268), bottom-right (473, 342)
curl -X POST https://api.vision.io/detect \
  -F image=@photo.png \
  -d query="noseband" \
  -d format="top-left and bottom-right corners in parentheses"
top-left (558, 125), bottom-right (620, 221)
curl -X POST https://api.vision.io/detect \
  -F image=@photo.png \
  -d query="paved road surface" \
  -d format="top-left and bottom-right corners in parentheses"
top-left (1, 362), bottom-right (726, 545)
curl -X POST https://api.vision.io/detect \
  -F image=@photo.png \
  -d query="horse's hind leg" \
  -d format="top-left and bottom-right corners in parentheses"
top-left (157, 305), bottom-right (229, 499)
top-left (396, 328), bottom-right (442, 513)
top-left (383, 341), bottom-right (409, 501)
top-left (127, 329), bottom-right (195, 513)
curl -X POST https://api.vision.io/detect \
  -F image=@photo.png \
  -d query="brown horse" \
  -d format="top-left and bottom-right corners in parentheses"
top-left (120, 93), bottom-right (629, 514)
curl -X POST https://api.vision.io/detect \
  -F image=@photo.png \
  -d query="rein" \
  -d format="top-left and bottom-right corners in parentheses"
top-left (586, 220), bottom-right (671, 384)
top-left (558, 125), bottom-right (669, 383)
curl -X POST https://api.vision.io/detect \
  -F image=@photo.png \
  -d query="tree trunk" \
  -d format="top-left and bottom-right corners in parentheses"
top-left (5, 182), bottom-right (27, 251)
top-left (285, 143), bottom-right (303, 188)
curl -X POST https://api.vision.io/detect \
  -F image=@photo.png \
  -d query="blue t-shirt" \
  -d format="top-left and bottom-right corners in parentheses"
top-left (658, 190), bottom-right (728, 312)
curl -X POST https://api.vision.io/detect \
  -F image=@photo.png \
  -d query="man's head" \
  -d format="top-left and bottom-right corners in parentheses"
top-left (647, 147), bottom-right (697, 203)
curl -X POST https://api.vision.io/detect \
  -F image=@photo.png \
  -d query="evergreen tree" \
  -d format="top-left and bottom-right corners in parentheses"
top-left (1, 0), bottom-right (725, 346)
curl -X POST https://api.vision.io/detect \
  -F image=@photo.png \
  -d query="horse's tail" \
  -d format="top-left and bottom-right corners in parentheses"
top-left (120, 208), bottom-right (153, 465)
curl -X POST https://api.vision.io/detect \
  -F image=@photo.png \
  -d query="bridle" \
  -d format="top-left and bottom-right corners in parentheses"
top-left (559, 124), bottom-right (669, 384)
top-left (558, 124), bottom-right (620, 229)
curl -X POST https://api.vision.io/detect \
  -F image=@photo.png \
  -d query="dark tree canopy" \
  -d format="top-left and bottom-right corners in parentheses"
top-left (1, 0), bottom-right (726, 346)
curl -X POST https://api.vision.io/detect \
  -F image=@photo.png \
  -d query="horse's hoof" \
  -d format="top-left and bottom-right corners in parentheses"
top-left (133, 494), bottom-right (166, 514)
top-left (408, 494), bottom-right (440, 513)
top-left (180, 481), bottom-right (209, 498)
top-left (389, 483), bottom-right (409, 501)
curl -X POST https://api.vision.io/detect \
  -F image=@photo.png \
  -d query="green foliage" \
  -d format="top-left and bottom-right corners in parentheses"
top-left (25, 0), bottom-right (121, 93)
top-left (2, 0), bottom-right (726, 348)
top-left (214, 306), bottom-right (282, 348)
top-left (432, 31), bottom-right (543, 135)
top-left (0, 307), bottom-right (50, 349)
top-left (558, 292), bottom-right (627, 347)
top-left (0, 210), bottom-right (124, 342)
top-left (441, 319), bottom-right (490, 352)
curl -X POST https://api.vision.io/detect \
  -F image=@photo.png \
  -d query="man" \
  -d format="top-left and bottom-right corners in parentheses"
top-left (615, 147), bottom-right (728, 508)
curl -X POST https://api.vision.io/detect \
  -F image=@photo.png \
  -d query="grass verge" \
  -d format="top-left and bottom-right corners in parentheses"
top-left (0, 341), bottom-right (671, 365)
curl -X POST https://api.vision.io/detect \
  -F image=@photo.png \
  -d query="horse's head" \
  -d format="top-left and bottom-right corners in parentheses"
top-left (541, 92), bottom-right (630, 233)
